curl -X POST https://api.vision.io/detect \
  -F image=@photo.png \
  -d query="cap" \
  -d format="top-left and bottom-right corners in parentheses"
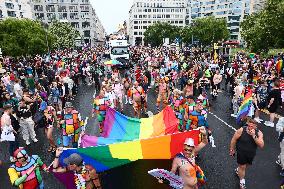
top-left (196, 99), bottom-right (203, 104)
top-left (184, 138), bottom-right (195, 147)
top-left (13, 147), bottom-right (26, 158)
top-left (63, 153), bottom-right (83, 166)
top-left (65, 102), bottom-right (73, 108)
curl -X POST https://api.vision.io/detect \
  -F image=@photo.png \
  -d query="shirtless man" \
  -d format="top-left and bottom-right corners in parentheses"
top-left (159, 132), bottom-right (208, 189)
top-left (156, 78), bottom-right (170, 111)
top-left (130, 81), bottom-right (146, 118)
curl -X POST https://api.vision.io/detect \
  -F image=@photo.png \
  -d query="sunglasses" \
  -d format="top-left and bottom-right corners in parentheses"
top-left (184, 148), bottom-right (194, 153)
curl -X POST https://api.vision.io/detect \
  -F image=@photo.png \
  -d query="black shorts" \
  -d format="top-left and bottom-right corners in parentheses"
top-left (258, 101), bottom-right (267, 109)
top-left (268, 105), bottom-right (278, 113)
top-left (237, 151), bottom-right (256, 165)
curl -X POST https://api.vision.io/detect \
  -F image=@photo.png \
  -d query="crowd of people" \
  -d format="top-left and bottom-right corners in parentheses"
top-left (0, 44), bottom-right (283, 189)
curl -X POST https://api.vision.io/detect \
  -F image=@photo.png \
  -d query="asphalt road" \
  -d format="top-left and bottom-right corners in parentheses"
top-left (0, 80), bottom-right (282, 189)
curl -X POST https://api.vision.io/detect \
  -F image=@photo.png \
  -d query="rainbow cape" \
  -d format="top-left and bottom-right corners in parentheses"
top-left (60, 130), bottom-right (200, 173)
top-left (236, 90), bottom-right (253, 124)
top-left (81, 106), bottom-right (179, 147)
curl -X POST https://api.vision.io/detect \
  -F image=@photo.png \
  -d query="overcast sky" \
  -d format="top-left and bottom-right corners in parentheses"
top-left (90, 0), bottom-right (133, 34)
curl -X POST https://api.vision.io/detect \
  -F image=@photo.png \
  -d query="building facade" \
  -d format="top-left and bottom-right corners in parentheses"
top-left (129, 0), bottom-right (188, 46)
top-left (250, 0), bottom-right (266, 14)
top-left (30, 0), bottom-right (105, 46)
top-left (189, 0), bottom-right (266, 41)
top-left (0, 0), bottom-right (32, 20)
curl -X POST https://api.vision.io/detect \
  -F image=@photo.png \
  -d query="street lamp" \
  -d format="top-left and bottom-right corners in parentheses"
top-left (41, 22), bottom-right (50, 54)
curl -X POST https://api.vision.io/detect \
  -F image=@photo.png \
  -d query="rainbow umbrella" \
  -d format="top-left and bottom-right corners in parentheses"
top-left (104, 59), bottom-right (123, 66)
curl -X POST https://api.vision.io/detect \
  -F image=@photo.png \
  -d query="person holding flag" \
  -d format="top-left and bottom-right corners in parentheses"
top-left (52, 148), bottom-right (102, 189)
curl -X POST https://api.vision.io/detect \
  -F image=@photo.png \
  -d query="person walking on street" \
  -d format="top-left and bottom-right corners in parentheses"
top-left (264, 80), bottom-right (282, 127)
top-left (8, 148), bottom-right (48, 189)
top-left (276, 117), bottom-right (284, 176)
top-left (230, 118), bottom-right (264, 189)
top-left (17, 100), bottom-right (38, 146)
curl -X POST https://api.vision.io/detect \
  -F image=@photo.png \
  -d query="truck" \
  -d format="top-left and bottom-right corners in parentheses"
top-left (109, 39), bottom-right (130, 60)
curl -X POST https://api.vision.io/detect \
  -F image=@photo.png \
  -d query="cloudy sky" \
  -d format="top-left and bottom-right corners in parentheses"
top-left (90, 0), bottom-right (133, 34)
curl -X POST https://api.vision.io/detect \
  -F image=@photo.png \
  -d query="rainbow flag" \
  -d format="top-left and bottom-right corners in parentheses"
top-left (81, 106), bottom-right (179, 147)
top-left (253, 76), bottom-right (260, 84)
top-left (236, 90), bottom-right (253, 124)
top-left (60, 130), bottom-right (200, 173)
top-left (276, 59), bottom-right (283, 74)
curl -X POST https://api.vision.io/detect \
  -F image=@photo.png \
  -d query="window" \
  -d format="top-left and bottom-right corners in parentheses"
top-left (134, 26), bottom-right (138, 29)
top-left (134, 32), bottom-right (138, 35)
top-left (179, 21), bottom-right (183, 24)
top-left (139, 15), bottom-right (142, 18)
top-left (7, 11), bottom-right (16, 17)
top-left (166, 15), bottom-right (170, 18)
top-left (134, 21), bottom-right (138, 24)
top-left (84, 30), bottom-right (90, 37)
top-left (143, 26), bottom-right (147, 29)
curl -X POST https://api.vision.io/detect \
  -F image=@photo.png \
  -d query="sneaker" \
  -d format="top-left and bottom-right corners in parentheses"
top-left (240, 182), bottom-right (246, 189)
top-left (33, 138), bottom-right (38, 143)
top-left (26, 140), bottom-right (31, 146)
top-left (280, 170), bottom-right (284, 177)
top-left (264, 121), bottom-right (274, 127)
top-left (254, 117), bottom-right (261, 123)
top-left (276, 159), bottom-right (281, 166)
top-left (231, 114), bottom-right (237, 118)
top-left (259, 118), bottom-right (263, 122)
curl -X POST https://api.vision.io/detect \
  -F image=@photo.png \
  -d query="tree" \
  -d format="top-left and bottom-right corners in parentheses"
top-left (241, 0), bottom-right (284, 52)
top-left (191, 16), bottom-right (230, 47)
top-left (144, 22), bottom-right (181, 46)
top-left (48, 20), bottom-right (80, 49)
top-left (180, 26), bottom-right (193, 45)
top-left (0, 18), bottom-right (53, 56)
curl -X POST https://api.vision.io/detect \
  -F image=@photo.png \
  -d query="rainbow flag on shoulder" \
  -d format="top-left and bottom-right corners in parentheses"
top-left (236, 90), bottom-right (253, 124)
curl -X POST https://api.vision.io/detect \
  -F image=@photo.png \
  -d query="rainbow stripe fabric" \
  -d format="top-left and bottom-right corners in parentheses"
top-left (236, 90), bottom-right (253, 124)
top-left (60, 130), bottom-right (200, 173)
top-left (81, 106), bottom-right (179, 147)
top-left (276, 59), bottom-right (283, 73)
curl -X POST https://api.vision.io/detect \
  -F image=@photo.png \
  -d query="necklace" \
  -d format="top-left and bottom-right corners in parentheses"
top-left (74, 165), bottom-right (87, 189)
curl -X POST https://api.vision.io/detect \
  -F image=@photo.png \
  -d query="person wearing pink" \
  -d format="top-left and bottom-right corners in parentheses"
top-left (112, 78), bottom-right (124, 111)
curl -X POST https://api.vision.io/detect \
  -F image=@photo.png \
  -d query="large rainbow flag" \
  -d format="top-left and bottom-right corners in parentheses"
top-left (60, 130), bottom-right (200, 173)
top-left (236, 90), bottom-right (253, 124)
top-left (81, 106), bottom-right (179, 147)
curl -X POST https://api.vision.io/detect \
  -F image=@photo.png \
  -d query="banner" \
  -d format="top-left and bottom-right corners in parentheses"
top-left (81, 106), bottom-right (179, 147)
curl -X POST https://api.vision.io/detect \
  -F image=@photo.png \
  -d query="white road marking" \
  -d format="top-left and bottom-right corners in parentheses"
top-left (208, 112), bottom-right (237, 132)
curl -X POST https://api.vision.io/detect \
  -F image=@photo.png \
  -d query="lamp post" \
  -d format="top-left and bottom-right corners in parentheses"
top-left (41, 22), bottom-right (50, 54)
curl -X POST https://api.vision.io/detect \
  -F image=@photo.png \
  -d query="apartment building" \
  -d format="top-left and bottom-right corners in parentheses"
top-left (129, 0), bottom-right (188, 45)
top-left (30, 0), bottom-right (105, 46)
top-left (0, 0), bottom-right (32, 20)
top-left (250, 0), bottom-right (266, 13)
top-left (189, 0), bottom-right (266, 41)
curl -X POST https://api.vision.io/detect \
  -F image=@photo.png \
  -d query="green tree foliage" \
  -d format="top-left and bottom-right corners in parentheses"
top-left (144, 22), bottom-right (181, 46)
top-left (180, 26), bottom-right (193, 45)
top-left (241, 0), bottom-right (284, 52)
top-left (0, 18), bottom-right (52, 56)
top-left (48, 20), bottom-right (80, 49)
top-left (191, 16), bottom-right (230, 47)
